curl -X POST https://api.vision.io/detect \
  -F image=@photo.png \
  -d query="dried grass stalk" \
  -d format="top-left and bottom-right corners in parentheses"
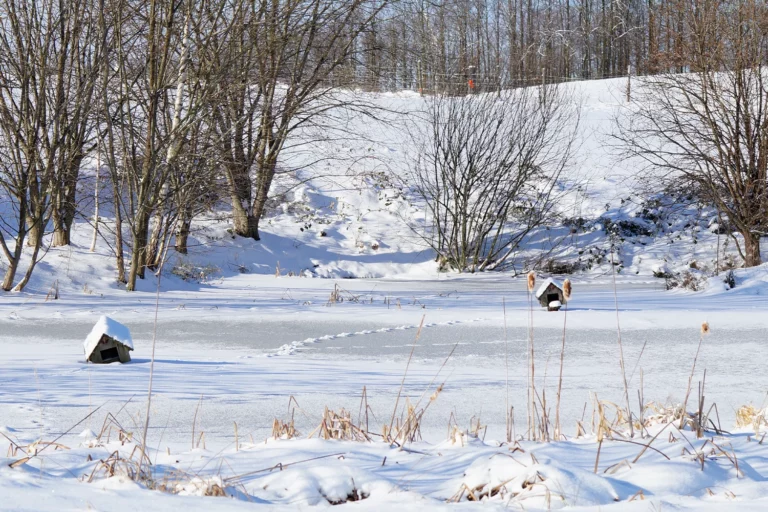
top-left (272, 418), bottom-right (298, 439)
top-left (679, 323), bottom-right (709, 430)
top-left (736, 405), bottom-right (768, 432)
top-left (309, 408), bottom-right (371, 442)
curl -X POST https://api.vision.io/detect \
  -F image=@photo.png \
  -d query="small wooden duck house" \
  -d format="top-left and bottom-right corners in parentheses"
top-left (84, 316), bottom-right (134, 363)
top-left (535, 278), bottom-right (566, 311)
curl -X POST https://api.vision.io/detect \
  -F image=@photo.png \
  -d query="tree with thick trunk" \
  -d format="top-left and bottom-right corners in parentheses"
top-left (618, 0), bottom-right (768, 267)
top-left (212, 0), bottom-right (388, 241)
top-left (0, 0), bottom-right (101, 291)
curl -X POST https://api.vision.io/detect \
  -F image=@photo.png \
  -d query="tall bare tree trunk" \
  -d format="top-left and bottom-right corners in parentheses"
top-left (174, 209), bottom-right (192, 253)
top-left (51, 158), bottom-right (83, 247)
top-left (127, 209), bottom-right (151, 290)
top-left (145, 212), bottom-right (164, 270)
top-left (12, 233), bottom-right (43, 292)
top-left (232, 204), bottom-right (260, 240)
top-left (1, 233), bottom-right (24, 291)
top-left (90, 152), bottom-right (101, 252)
top-left (742, 231), bottom-right (762, 267)
top-left (226, 161), bottom-right (259, 239)
top-left (111, 177), bottom-right (127, 284)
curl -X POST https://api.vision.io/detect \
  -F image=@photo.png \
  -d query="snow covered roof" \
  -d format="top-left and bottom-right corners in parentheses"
top-left (83, 316), bottom-right (134, 357)
top-left (535, 278), bottom-right (564, 299)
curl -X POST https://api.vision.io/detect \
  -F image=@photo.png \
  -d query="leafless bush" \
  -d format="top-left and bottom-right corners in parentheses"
top-left (409, 86), bottom-right (580, 272)
top-left (664, 271), bottom-right (706, 291)
top-left (171, 262), bottom-right (221, 283)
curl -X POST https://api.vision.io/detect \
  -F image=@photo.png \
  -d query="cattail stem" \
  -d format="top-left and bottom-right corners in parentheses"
top-left (610, 249), bottom-right (633, 437)
top-left (555, 302), bottom-right (568, 440)
top-left (503, 297), bottom-right (510, 443)
top-left (526, 272), bottom-right (536, 441)
top-left (138, 262), bottom-right (166, 480)
top-left (680, 323), bottom-right (709, 430)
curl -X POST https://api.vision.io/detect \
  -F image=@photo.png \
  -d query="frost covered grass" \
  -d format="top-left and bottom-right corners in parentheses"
top-left (3, 384), bottom-right (768, 511)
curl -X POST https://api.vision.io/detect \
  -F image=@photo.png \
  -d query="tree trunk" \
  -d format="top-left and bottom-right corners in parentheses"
top-left (743, 231), bottom-right (762, 267)
top-left (90, 159), bottom-right (100, 252)
top-left (227, 161), bottom-right (259, 240)
top-left (52, 188), bottom-right (77, 246)
top-left (147, 212), bottom-right (172, 270)
top-left (111, 176), bottom-right (127, 284)
top-left (2, 252), bottom-right (20, 291)
top-left (12, 238), bottom-right (42, 292)
top-left (26, 216), bottom-right (41, 247)
top-left (247, 158), bottom-right (279, 242)
top-left (145, 211), bottom-right (164, 271)
top-left (174, 211), bottom-right (192, 254)
top-left (127, 213), bottom-right (150, 291)
top-left (233, 203), bottom-right (260, 240)
top-left (52, 215), bottom-right (71, 246)
top-left (3, 198), bottom-right (28, 291)
top-left (51, 165), bottom-right (80, 247)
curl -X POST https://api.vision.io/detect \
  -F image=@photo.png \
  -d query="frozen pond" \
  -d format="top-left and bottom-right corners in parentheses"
top-left (2, 313), bottom-right (766, 445)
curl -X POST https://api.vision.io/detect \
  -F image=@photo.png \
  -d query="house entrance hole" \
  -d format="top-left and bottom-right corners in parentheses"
top-left (100, 347), bottom-right (119, 362)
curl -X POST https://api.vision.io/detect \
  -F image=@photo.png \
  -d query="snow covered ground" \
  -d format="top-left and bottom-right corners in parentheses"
top-left (2, 77), bottom-right (768, 510)
top-left (3, 272), bottom-right (768, 510)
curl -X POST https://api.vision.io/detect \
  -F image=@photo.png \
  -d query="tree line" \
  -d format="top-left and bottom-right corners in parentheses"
top-left (342, 0), bottom-right (754, 93)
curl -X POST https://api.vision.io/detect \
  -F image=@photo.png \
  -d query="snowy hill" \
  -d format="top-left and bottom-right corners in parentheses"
top-left (3, 77), bottom-right (764, 297)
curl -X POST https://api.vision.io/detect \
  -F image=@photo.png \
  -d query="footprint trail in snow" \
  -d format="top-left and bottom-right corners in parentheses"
top-left (265, 318), bottom-right (486, 356)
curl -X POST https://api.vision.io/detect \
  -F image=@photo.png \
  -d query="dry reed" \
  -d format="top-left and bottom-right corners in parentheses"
top-left (526, 271), bottom-right (536, 440)
top-left (388, 316), bottom-right (425, 437)
top-left (310, 407), bottom-right (372, 442)
top-left (679, 322), bottom-right (710, 430)
top-left (609, 249), bottom-right (633, 437)
top-left (736, 405), bottom-right (768, 432)
top-left (502, 297), bottom-right (511, 443)
top-left (138, 261), bottom-right (167, 480)
top-left (554, 278), bottom-right (572, 440)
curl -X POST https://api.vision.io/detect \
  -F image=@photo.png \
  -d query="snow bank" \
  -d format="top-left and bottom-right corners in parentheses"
top-left (259, 464), bottom-right (397, 506)
top-left (455, 454), bottom-right (619, 507)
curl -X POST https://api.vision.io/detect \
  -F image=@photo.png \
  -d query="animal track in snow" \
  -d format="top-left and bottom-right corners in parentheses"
top-left (268, 318), bottom-right (484, 356)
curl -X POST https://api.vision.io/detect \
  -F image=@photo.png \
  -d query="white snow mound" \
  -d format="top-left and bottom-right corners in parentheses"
top-left (259, 464), bottom-right (396, 505)
top-left (456, 455), bottom-right (619, 507)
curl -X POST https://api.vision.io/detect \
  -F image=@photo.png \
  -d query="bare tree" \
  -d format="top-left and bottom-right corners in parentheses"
top-left (409, 85), bottom-right (580, 272)
top-left (618, 0), bottom-right (768, 267)
top-left (211, 0), bottom-right (388, 241)
top-left (103, 0), bottom-right (231, 290)
top-left (0, 0), bottom-right (106, 291)
top-left (48, 0), bottom-right (107, 247)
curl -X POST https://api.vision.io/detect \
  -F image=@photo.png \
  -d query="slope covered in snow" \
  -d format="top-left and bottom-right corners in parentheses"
top-left (1, 77), bottom-right (762, 298)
